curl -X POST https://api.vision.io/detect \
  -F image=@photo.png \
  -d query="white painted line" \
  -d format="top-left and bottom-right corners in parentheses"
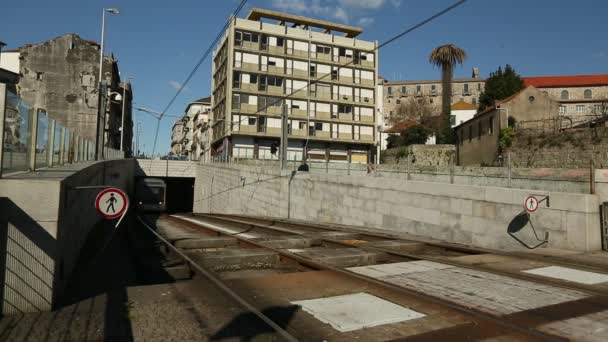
top-left (292, 293), bottom-right (425, 332)
top-left (523, 266), bottom-right (608, 285)
top-left (171, 215), bottom-right (259, 239)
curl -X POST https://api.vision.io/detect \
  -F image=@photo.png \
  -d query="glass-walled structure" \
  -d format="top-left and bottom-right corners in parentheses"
top-left (1, 84), bottom-right (125, 177)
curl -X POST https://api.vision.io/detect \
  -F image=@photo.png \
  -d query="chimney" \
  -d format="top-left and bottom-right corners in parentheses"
top-left (472, 67), bottom-right (479, 78)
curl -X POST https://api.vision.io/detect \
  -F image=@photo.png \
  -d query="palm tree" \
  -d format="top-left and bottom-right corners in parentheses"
top-left (429, 44), bottom-right (467, 143)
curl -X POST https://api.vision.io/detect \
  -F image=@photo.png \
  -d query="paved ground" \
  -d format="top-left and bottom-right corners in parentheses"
top-left (0, 218), bottom-right (282, 341)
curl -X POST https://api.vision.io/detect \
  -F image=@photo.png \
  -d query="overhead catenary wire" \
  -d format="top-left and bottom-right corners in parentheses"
top-left (149, 0), bottom-right (249, 158)
top-left (225, 0), bottom-right (468, 136)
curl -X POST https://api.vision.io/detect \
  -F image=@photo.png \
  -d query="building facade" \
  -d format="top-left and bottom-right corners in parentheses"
top-left (170, 97), bottom-right (211, 160)
top-left (523, 75), bottom-right (608, 121)
top-left (0, 34), bottom-right (133, 156)
top-left (455, 86), bottom-right (559, 165)
top-left (210, 8), bottom-right (378, 163)
top-left (382, 68), bottom-right (485, 125)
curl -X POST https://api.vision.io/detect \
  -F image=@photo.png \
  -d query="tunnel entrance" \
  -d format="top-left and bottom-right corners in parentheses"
top-left (164, 177), bottom-right (195, 213)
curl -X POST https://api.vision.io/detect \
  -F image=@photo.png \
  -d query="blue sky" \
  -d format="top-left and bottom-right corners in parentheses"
top-left (2, 0), bottom-right (607, 155)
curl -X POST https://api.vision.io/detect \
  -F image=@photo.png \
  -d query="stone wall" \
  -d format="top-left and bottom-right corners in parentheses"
top-left (194, 163), bottom-right (602, 253)
top-left (382, 144), bottom-right (455, 166)
top-left (509, 127), bottom-right (608, 168)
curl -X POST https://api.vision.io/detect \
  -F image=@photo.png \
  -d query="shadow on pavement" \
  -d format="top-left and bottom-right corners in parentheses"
top-left (210, 305), bottom-right (300, 342)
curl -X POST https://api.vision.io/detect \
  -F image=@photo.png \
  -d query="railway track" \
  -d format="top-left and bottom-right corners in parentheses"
top-left (197, 213), bottom-right (608, 296)
top-left (138, 213), bottom-right (608, 341)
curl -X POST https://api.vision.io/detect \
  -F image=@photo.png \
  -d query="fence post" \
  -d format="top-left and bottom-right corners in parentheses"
top-left (28, 109), bottom-right (40, 171)
top-left (406, 153), bottom-right (411, 180)
top-left (449, 153), bottom-right (454, 184)
top-left (326, 158), bottom-right (329, 173)
top-left (507, 152), bottom-right (512, 188)
top-left (591, 158), bottom-right (596, 194)
top-left (0, 83), bottom-right (6, 177)
top-left (47, 120), bottom-right (56, 167)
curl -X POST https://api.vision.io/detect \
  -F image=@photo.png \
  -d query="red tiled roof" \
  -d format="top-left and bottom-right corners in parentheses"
top-left (383, 120), bottom-right (417, 133)
top-left (523, 74), bottom-right (608, 88)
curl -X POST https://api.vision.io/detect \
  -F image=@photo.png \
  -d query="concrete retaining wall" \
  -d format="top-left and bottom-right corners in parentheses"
top-left (135, 159), bottom-right (197, 178)
top-left (194, 163), bottom-right (602, 253)
top-left (0, 159), bottom-right (134, 315)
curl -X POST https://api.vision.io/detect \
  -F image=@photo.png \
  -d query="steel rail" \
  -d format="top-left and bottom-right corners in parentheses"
top-left (216, 213), bottom-right (608, 273)
top-left (136, 215), bottom-right (300, 342)
top-left (197, 213), bottom-right (608, 297)
top-left (168, 214), bottom-right (566, 342)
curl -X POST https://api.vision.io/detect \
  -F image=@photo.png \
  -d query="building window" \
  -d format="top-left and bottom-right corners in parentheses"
top-left (416, 85), bottom-right (421, 95)
top-left (431, 84), bottom-right (437, 95)
top-left (248, 117), bottom-right (256, 126)
top-left (463, 83), bottom-right (469, 95)
top-left (489, 116), bottom-right (494, 135)
top-left (36, 72), bottom-right (43, 81)
top-left (561, 90), bottom-right (569, 100)
top-left (477, 83), bottom-right (482, 92)
top-left (576, 105), bottom-right (585, 113)
top-left (401, 86), bottom-right (406, 94)
top-left (559, 105), bottom-right (566, 114)
top-left (472, 98), bottom-right (477, 105)
top-left (584, 89), bottom-right (592, 99)
top-left (387, 87), bottom-right (392, 95)
top-left (396, 99), bottom-right (401, 105)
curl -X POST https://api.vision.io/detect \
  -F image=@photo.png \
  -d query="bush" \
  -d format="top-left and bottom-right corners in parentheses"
top-left (499, 127), bottom-right (515, 150)
top-left (400, 124), bottom-right (432, 146)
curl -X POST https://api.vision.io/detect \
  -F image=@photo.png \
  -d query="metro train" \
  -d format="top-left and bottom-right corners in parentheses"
top-left (135, 178), bottom-right (167, 212)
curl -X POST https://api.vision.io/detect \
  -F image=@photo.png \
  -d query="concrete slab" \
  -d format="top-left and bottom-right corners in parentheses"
top-left (363, 240), bottom-right (427, 252)
top-left (348, 261), bottom-right (455, 278)
top-left (185, 248), bottom-right (279, 270)
top-left (309, 231), bottom-right (360, 240)
top-left (172, 215), bottom-right (260, 238)
top-left (174, 236), bottom-right (237, 249)
top-left (292, 292), bottom-right (425, 332)
top-left (252, 236), bottom-right (317, 249)
top-left (295, 247), bottom-right (388, 267)
top-left (523, 266), bottom-right (608, 285)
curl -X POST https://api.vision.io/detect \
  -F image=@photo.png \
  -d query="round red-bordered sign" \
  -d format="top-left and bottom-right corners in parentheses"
top-left (523, 195), bottom-right (539, 213)
top-left (95, 188), bottom-right (128, 219)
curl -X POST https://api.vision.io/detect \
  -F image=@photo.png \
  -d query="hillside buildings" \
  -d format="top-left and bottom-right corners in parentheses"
top-left (454, 86), bottom-right (559, 165)
top-left (210, 8), bottom-right (378, 163)
top-left (171, 97), bottom-right (211, 160)
top-left (523, 74), bottom-right (608, 119)
top-left (0, 34), bottom-right (133, 156)
top-left (382, 68), bottom-right (485, 126)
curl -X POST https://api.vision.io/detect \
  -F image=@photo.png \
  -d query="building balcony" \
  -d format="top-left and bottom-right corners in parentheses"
top-left (268, 65), bottom-right (283, 74)
top-left (290, 109), bottom-right (308, 118)
top-left (315, 111), bottom-right (331, 120)
top-left (360, 115), bottom-right (374, 123)
top-left (267, 85), bottom-right (284, 95)
top-left (238, 62), bottom-right (259, 72)
top-left (315, 131), bottom-right (331, 139)
top-left (290, 129), bottom-right (307, 137)
top-left (338, 113), bottom-right (352, 121)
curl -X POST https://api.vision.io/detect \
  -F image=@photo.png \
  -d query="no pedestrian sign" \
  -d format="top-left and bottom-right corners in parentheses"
top-left (524, 195), bottom-right (539, 213)
top-left (95, 188), bottom-right (128, 219)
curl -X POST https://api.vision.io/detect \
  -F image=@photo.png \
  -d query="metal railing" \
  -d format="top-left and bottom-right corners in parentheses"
top-left (0, 83), bottom-right (123, 177)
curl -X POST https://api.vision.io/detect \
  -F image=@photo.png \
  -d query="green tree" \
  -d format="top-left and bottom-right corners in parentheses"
top-left (478, 64), bottom-right (525, 113)
top-left (429, 44), bottom-right (467, 144)
top-left (401, 124), bottom-right (432, 146)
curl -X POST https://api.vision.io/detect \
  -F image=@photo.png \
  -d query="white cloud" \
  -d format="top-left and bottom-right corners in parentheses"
top-left (335, 7), bottom-right (349, 22)
top-left (270, 0), bottom-right (395, 23)
top-left (357, 17), bottom-right (375, 26)
top-left (338, 0), bottom-right (386, 9)
top-left (169, 80), bottom-right (189, 92)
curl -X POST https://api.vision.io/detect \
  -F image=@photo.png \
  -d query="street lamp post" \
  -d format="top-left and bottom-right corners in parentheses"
top-left (95, 7), bottom-right (119, 160)
top-left (120, 76), bottom-right (134, 154)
